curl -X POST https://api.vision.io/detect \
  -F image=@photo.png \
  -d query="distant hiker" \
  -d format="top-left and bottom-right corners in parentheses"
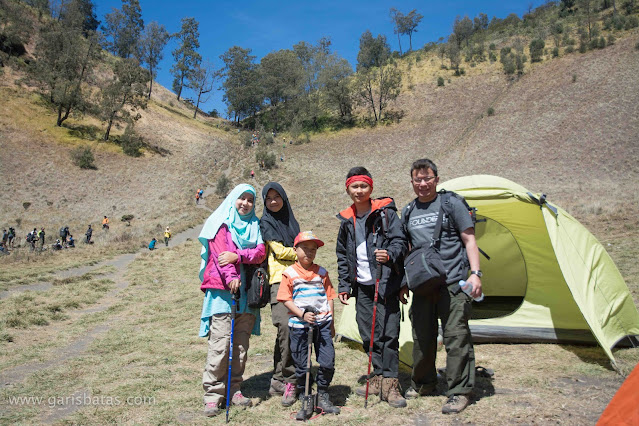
top-left (85, 225), bottom-right (93, 244)
top-left (336, 167), bottom-right (408, 408)
top-left (8, 227), bottom-right (15, 248)
top-left (149, 238), bottom-right (157, 250)
top-left (250, 170), bottom-right (255, 179)
top-left (164, 227), bottom-right (172, 247)
top-left (196, 193), bottom-right (200, 205)
top-left (277, 231), bottom-right (341, 418)
top-left (400, 158), bottom-right (482, 414)
top-left (198, 184), bottom-right (266, 417)
top-left (260, 182), bottom-right (300, 406)
top-left (27, 228), bottom-right (37, 251)
top-left (59, 226), bottom-right (69, 245)
top-left (52, 239), bottom-right (62, 250)
top-left (199, 188), bottom-right (204, 199)
top-left (0, 242), bottom-right (7, 255)
top-left (2, 229), bottom-right (7, 246)
top-left (67, 234), bottom-right (75, 248)
top-left (38, 228), bottom-right (46, 250)
top-left (102, 216), bottom-right (110, 230)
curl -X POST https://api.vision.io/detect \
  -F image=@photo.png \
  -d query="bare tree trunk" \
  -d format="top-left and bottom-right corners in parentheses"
top-left (57, 105), bottom-right (64, 127)
top-left (104, 118), bottom-right (114, 141)
top-left (148, 63), bottom-right (154, 99)
top-left (194, 89), bottom-right (201, 119)
top-left (366, 76), bottom-right (377, 121)
top-left (397, 33), bottom-right (403, 55)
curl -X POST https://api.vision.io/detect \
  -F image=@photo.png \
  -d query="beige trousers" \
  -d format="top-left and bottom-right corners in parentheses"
top-left (202, 313), bottom-right (255, 404)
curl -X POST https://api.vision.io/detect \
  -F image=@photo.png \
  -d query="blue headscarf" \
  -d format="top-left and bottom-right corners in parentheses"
top-left (198, 184), bottom-right (263, 282)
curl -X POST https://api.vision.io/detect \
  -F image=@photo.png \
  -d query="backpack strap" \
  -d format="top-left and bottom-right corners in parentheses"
top-left (430, 200), bottom-right (446, 251)
top-left (402, 199), bottom-right (417, 246)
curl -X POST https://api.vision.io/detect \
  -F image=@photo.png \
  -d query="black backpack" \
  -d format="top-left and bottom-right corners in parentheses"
top-left (26, 233), bottom-right (33, 242)
top-left (60, 227), bottom-right (66, 237)
top-left (244, 265), bottom-right (270, 309)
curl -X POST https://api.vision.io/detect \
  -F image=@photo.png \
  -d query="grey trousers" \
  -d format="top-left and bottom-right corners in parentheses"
top-left (202, 313), bottom-right (255, 404)
top-left (270, 283), bottom-right (296, 384)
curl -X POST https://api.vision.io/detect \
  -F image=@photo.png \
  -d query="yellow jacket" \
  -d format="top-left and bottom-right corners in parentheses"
top-left (164, 230), bottom-right (171, 238)
top-left (265, 240), bottom-right (297, 284)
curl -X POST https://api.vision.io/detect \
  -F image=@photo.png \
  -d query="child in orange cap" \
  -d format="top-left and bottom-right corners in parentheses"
top-left (277, 231), bottom-right (340, 419)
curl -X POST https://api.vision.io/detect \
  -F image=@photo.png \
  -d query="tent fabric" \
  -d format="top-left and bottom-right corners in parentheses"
top-left (597, 361), bottom-right (639, 425)
top-left (336, 175), bottom-right (639, 365)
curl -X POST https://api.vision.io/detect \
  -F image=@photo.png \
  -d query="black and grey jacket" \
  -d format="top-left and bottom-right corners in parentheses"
top-left (335, 197), bottom-right (407, 299)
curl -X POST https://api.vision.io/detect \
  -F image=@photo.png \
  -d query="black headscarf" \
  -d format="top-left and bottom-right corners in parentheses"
top-left (260, 182), bottom-right (300, 247)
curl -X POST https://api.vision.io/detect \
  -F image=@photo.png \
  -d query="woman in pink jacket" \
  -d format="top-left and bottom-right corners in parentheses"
top-left (198, 184), bottom-right (266, 417)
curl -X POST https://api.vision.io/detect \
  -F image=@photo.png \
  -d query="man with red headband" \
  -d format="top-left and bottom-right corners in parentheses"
top-left (336, 166), bottom-right (408, 408)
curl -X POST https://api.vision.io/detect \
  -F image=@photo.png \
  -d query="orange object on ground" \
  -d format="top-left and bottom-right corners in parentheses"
top-left (597, 362), bottom-right (639, 425)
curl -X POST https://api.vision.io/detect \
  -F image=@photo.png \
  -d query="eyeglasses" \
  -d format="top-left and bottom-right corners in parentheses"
top-left (412, 176), bottom-right (437, 184)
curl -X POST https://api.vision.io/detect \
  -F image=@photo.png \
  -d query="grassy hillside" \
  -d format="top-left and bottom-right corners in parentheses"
top-left (1, 13), bottom-right (639, 424)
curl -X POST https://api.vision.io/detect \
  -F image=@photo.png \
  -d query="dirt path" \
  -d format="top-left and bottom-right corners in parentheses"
top-left (0, 193), bottom-right (215, 423)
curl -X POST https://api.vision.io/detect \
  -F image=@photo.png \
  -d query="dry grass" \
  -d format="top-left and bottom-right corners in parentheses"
top-left (1, 21), bottom-right (639, 425)
top-left (0, 241), bottom-right (636, 424)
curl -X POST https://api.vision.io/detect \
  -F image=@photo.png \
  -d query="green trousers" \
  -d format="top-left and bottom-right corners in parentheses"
top-left (409, 283), bottom-right (475, 397)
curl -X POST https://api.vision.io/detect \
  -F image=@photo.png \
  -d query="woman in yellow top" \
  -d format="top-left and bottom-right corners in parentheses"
top-left (164, 226), bottom-right (171, 247)
top-left (260, 182), bottom-right (299, 407)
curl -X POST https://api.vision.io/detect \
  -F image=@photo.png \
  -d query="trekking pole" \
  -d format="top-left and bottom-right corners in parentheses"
top-left (301, 314), bottom-right (317, 421)
top-left (364, 210), bottom-right (388, 408)
top-left (225, 290), bottom-right (239, 423)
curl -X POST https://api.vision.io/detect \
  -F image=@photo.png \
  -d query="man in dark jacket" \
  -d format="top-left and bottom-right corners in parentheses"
top-left (336, 166), bottom-right (408, 408)
top-left (85, 225), bottom-right (92, 243)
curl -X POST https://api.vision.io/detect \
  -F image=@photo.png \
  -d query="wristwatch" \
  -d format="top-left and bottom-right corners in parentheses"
top-left (470, 270), bottom-right (483, 278)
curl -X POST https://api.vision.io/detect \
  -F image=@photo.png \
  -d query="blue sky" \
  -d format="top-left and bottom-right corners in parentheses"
top-left (95, 0), bottom-right (545, 117)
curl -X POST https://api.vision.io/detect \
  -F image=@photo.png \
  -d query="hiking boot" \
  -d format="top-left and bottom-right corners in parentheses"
top-left (231, 391), bottom-right (252, 407)
top-left (355, 375), bottom-right (382, 397)
top-left (405, 385), bottom-right (437, 400)
top-left (295, 392), bottom-right (315, 421)
top-left (269, 378), bottom-right (286, 396)
top-left (381, 377), bottom-right (407, 408)
top-left (203, 401), bottom-right (220, 417)
top-left (282, 382), bottom-right (297, 407)
top-left (442, 394), bottom-right (470, 414)
top-left (317, 391), bottom-right (340, 415)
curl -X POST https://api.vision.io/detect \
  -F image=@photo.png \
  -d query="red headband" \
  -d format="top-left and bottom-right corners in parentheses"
top-left (345, 175), bottom-right (373, 189)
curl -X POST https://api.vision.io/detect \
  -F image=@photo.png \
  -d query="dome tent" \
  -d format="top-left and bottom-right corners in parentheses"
top-left (336, 175), bottom-right (639, 366)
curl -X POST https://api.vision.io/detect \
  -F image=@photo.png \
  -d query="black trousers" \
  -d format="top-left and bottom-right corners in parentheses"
top-left (356, 284), bottom-right (401, 378)
top-left (289, 321), bottom-right (335, 393)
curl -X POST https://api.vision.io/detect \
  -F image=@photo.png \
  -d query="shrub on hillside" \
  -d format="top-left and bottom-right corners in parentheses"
top-left (489, 51), bottom-right (497, 62)
top-left (216, 175), bottom-right (230, 197)
top-left (598, 36), bottom-right (607, 49)
top-left (437, 76), bottom-right (445, 87)
top-left (607, 34), bottom-right (615, 45)
top-left (529, 39), bottom-right (545, 62)
top-left (626, 16), bottom-right (639, 30)
top-left (552, 47), bottom-right (560, 57)
top-left (256, 149), bottom-right (276, 170)
top-left (635, 41), bottom-right (639, 51)
top-left (262, 133), bottom-right (274, 145)
top-left (121, 214), bottom-right (134, 225)
top-left (240, 132), bottom-right (252, 148)
top-left (487, 107), bottom-right (495, 116)
top-left (489, 43), bottom-right (496, 51)
top-left (565, 45), bottom-right (575, 53)
top-left (71, 146), bottom-right (96, 169)
top-left (502, 53), bottom-right (516, 74)
top-left (119, 126), bottom-right (144, 157)
top-left (579, 41), bottom-right (588, 53)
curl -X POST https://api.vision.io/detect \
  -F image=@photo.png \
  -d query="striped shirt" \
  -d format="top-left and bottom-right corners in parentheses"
top-left (277, 262), bottom-right (337, 328)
